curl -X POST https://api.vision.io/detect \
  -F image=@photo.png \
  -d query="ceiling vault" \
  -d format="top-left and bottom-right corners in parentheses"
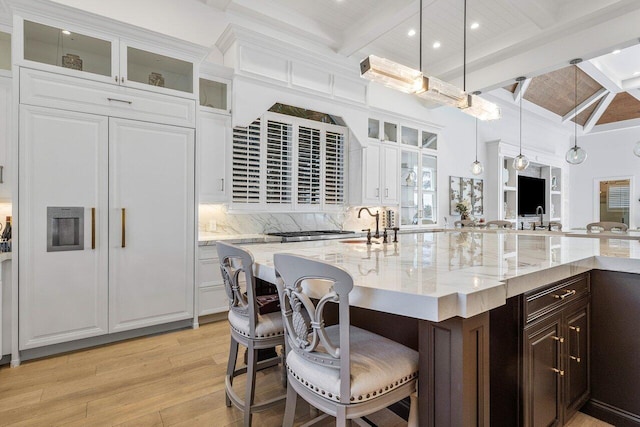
top-left (513, 78), bottom-right (531, 103)
top-left (583, 92), bottom-right (616, 133)
top-left (561, 88), bottom-right (608, 123)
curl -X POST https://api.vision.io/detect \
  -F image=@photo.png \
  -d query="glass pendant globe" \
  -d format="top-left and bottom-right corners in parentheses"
top-left (513, 154), bottom-right (529, 171)
top-left (565, 146), bottom-right (587, 164)
top-left (634, 141), bottom-right (640, 157)
top-left (470, 160), bottom-right (483, 175)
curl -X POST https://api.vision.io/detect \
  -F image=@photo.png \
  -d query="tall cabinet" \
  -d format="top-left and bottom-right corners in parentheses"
top-left (13, 9), bottom-right (204, 350)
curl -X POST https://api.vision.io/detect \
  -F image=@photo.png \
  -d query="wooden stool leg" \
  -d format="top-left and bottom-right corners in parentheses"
top-left (226, 338), bottom-right (239, 407)
top-left (282, 379), bottom-right (297, 427)
top-left (244, 343), bottom-right (257, 427)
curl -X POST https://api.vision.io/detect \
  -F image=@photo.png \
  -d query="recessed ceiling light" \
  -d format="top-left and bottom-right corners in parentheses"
top-left (433, 41), bottom-right (441, 49)
top-left (407, 29), bottom-right (416, 37)
top-left (612, 49), bottom-right (621, 54)
top-left (470, 22), bottom-right (479, 29)
top-left (61, 30), bottom-right (71, 35)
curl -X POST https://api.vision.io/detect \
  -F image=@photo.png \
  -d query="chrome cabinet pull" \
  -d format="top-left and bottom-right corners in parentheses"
top-left (376, 188), bottom-right (379, 197)
top-left (121, 208), bottom-right (126, 248)
top-left (0, 165), bottom-right (4, 184)
top-left (385, 188), bottom-right (389, 197)
top-left (115, 75), bottom-right (118, 82)
top-left (220, 178), bottom-right (224, 191)
top-left (121, 76), bottom-right (125, 83)
top-left (91, 207), bottom-right (96, 250)
top-left (107, 97), bottom-right (133, 105)
top-left (552, 289), bottom-right (576, 300)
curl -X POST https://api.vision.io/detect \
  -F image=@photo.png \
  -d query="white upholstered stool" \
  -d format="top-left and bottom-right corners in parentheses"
top-left (274, 253), bottom-right (419, 427)
top-left (217, 242), bottom-right (286, 426)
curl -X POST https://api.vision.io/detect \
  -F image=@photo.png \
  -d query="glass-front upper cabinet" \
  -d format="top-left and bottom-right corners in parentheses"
top-left (19, 18), bottom-right (197, 98)
top-left (0, 31), bottom-right (11, 72)
top-left (400, 150), bottom-right (438, 227)
top-left (199, 78), bottom-right (228, 111)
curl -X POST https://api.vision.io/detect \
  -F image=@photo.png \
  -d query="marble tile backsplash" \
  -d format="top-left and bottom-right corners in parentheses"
top-left (198, 204), bottom-right (386, 234)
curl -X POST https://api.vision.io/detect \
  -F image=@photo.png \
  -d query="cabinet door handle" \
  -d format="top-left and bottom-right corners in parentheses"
top-left (121, 208), bottom-right (126, 248)
top-left (121, 76), bottom-right (125, 83)
top-left (0, 165), bottom-right (3, 184)
top-left (569, 325), bottom-right (581, 363)
top-left (107, 97), bottom-right (133, 105)
top-left (91, 207), bottom-right (96, 250)
top-left (220, 178), bottom-right (224, 191)
top-left (115, 75), bottom-right (118, 82)
top-left (385, 188), bottom-right (389, 197)
top-left (376, 188), bottom-right (379, 197)
top-left (552, 289), bottom-right (576, 300)
top-left (551, 368), bottom-right (565, 376)
top-left (551, 335), bottom-right (564, 343)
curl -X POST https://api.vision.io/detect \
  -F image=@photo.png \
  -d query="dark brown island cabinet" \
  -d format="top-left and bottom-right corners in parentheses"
top-left (491, 273), bottom-right (590, 427)
top-left (491, 271), bottom-right (640, 427)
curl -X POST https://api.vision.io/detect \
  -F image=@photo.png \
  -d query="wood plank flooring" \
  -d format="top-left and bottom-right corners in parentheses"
top-left (0, 320), bottom-right (612, 426)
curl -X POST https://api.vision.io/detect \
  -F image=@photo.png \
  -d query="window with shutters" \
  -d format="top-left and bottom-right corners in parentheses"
top-left (231, 112), bottom-right (347, 210)
top-left (608, 185), bottom-right (629, 211)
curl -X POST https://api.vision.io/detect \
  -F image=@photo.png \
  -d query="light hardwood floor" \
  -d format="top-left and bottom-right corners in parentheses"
top-left (0, 320), bottom-right (612, 426)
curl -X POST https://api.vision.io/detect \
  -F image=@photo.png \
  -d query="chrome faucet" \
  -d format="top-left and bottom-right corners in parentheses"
top-left (536, 205), bottom-right (544, 228)
top-left (358, 207), bottom-right (380, 238)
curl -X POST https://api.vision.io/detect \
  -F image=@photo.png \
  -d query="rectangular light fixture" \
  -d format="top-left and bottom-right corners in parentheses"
top-left (415, 76), bottom-right (466, 108)
top-left (459, 94), bottom-right (502, 121)
top-left (360, 55), bottom-right (502, 121)
top-left (360, 55), bottom-right (424, 94)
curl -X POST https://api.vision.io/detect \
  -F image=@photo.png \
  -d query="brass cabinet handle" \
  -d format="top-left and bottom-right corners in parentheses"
top-left (551, 336), bottom-right (564, 343)
top-left (569, 325), bottom-right (581, 363)
top-left (91, 207), bottom-right (96, 250)
top-left (121, 208), bottom-right (126, 248)
top-left (551, 368), bottom-right (565, 376)
top-left (552, 289), bottom-right (576, 300)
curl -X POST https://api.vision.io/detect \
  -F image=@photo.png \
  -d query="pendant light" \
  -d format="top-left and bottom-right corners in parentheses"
top-left (565, 58), bottom-right (588, 165)
top-left (513, 76), bottom-right (529, 171)
top-left (470, 117), bottom-right (483, 175)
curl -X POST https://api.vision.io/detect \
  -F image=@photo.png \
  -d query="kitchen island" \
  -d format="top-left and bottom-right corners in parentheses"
top-left (242, 231), bottom-right (640, 426)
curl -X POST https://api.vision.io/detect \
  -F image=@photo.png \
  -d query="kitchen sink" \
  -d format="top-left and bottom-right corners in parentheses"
top-left (339, 239), bottom-right (380, 244)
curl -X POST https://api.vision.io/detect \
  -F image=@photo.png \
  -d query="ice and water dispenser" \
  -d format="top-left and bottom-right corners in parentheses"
top-left (47, 207), bottom-right (84, 252)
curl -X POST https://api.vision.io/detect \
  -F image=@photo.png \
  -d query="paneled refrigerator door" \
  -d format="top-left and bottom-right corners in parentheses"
top-left (108, 118), bottom-right (194, 333)
top-left (19, 106), bottom-right (109, 349)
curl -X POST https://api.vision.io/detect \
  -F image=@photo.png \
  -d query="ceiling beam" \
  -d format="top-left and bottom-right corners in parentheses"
top-left (337, 0), bottom-right (431, 57)
top-left (513, 78), bottom-right (532, 102)
top-left (583, 91), bottom-right (616, 133)
top-left (577, 60), bottom-right (623, 93)
top-left (561, 88), bottom-right (608, 123)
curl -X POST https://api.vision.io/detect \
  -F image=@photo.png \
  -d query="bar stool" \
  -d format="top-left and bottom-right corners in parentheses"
top-left (485, 220), bottom-right (513, 229)
top-left (586, 221), bottom-right (628, 232)
top-left (274, 253), bottom-right (419, 427)
top-left (216, 242), bottom-right (286, 427)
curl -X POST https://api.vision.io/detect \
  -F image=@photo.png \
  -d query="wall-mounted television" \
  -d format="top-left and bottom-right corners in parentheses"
top-left (518, 176), bottom-right (546, 216)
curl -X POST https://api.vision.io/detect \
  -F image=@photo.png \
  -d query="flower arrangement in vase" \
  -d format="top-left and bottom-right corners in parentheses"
top-left (456, 201), bottom-right (471, 220)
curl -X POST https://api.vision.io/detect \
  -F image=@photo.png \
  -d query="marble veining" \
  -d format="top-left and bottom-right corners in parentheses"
top-left (242, 231), bottom-right (640, 322)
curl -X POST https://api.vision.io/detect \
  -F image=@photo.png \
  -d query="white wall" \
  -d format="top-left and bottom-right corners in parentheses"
top-left (569, 128), bottom-right (640, 229)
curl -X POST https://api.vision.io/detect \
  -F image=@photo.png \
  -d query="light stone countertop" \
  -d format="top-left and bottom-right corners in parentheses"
top-left (0, 252), bottom-right (11, 262)
top-left (242, 231), bottom-right (640, 322)
top-left (198, 232), bottom-right (282, 246)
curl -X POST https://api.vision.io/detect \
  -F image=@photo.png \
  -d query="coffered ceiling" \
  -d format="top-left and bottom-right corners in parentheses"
top-left (197, 0), bottom-right (640, 132)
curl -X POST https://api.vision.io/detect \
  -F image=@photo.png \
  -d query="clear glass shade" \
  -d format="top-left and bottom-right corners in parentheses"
top-left (470, 160), bottom-right (483, 175)
top-left (513, 154), bottom-right (530, 171)
top-left (360, 55), bottom-right (424, 94)
top-left (634, 141), bottom-right (640, 157)
top-left (459, 94), bottom-right (502, 121)
top-left (565, 146), bottom-right (587, 164)
top-left (415, 76), bottom-right (466, 108)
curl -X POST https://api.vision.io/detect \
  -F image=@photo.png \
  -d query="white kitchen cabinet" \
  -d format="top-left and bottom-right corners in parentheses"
top-left (109, 119), bottom-right (194, 333)
top-left (15, 15), bottom-right (203, 99)
top-left (199, 110), bottom-right (229, 203)
top-left (198, 245), bottom-right (227, 316)
top-left (0, 76), bottom-right (11, 201)
top-left (19, 89), bottom-right (195, 350)
top-left (353, 141), bottom-right (399, 206)
top-left (19, 106), bottom-right (109, 349)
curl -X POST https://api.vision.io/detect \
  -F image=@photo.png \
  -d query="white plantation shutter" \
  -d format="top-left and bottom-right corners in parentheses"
top-left (232, 119), bottom-right (261, 203)
top-left (265, 120), bottom-right (293, 203)
top-left (325, 130), bottom-right (345, 205)
top-left (297, 126), bottom-right (321, 205)
top-left (231, 112), bottom-right (346, 209)
top-left (608, 185), bottom-right (629, 210)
